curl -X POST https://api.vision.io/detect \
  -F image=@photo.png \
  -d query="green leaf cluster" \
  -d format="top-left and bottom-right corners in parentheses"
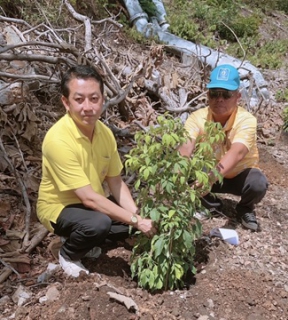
top-left (125, 114), bottom-right (225, 291)
top-left (242, 39), bottom-right (288, 70)
top-left (276, 89), bottom-right (288, 103)
top-left (139, 0), bottom-right (158, 17)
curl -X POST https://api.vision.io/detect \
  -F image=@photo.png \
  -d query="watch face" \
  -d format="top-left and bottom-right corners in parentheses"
top-left (131, 216), bottom-right (138, 224)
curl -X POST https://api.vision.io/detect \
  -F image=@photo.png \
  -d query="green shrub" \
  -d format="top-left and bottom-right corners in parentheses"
top-left (217, 15), bottom-right (261, 41)
top-left (277, 1), bottom-right (288, 14)
top-left (125, 114), bottom-right (225, 291)
top-left (139, 0), bottom-right (157, 17)
top-left (247, 39), bottom-right (288, 69)
top-left (242, 0), bottom-right (288, 14)
top-left (276, 89), bottom-right (288, 103)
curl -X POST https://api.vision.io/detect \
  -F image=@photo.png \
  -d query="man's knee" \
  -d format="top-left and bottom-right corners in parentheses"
top-left (80, 213), bottom-right (112, 238)
top-left (247, 169), bottom-right (268, 198)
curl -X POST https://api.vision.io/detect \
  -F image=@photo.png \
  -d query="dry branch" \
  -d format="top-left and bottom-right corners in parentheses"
top-left (0, 53), bottom-right (75, 66)
top-left (0, 137), bottom-right (31, 248)
top-left (107, 291), bottom-right (139, 313)
top-left (144, 79), bottom-right (197, 113)
top-left (64, 0), bottom-right (92, 52)
top-left (24, 226), bottom-right (49, 254)
top-left (0, 267), bottom-right (13, 284)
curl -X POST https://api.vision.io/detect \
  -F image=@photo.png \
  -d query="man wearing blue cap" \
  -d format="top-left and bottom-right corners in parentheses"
top-left (178, 64), bottom-right (268, 231)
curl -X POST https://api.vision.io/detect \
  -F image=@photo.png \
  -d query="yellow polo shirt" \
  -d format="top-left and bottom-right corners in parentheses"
top-left (37, 114), bottom-right (123, 232)
top-left (184, 106), bottom-right (259, 178)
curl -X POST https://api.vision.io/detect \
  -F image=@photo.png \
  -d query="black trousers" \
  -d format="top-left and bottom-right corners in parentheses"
top-left (210, 168), bottom-right (268, 216)
top-left (51, 199), bottom-right (129, 261)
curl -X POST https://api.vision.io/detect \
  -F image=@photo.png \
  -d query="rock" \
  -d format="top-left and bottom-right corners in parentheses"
top-left (0, 295), bottom-right (11, 307)
top-left (0, 80), bottom-right (29, 105)
top-left (11, 285), bottom-right (32, 307)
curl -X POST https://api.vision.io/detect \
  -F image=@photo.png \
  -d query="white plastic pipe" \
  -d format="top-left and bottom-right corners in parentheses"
top-left (123, 0), bottom-right (269, 108)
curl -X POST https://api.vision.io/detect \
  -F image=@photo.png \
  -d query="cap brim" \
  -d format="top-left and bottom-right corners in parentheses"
top-left (207, 83), bottom-right (239, 90)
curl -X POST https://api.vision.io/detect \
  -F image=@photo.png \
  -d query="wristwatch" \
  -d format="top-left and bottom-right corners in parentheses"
top-left (130, 215), bottom-right (138, 225)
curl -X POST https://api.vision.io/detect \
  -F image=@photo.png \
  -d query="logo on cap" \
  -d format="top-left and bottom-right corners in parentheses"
top-left (217, 68), bottom-right (230, 82)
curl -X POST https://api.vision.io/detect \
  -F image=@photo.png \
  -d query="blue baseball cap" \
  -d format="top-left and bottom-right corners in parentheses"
top-left (206, 64), bottom-right (240, 90)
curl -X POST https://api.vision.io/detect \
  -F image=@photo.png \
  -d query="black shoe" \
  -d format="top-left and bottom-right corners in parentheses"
top-left (241, 212), bottom-right (258, 231)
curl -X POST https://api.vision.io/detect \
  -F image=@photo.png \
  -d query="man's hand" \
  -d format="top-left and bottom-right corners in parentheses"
top-left (136, 216), bottom-right (157, 238)
top-left (190, 180), bottom-right (210, 197)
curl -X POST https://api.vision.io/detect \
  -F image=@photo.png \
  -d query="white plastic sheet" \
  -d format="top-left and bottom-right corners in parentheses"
top-left (210, 228), bottom-right (239, 245)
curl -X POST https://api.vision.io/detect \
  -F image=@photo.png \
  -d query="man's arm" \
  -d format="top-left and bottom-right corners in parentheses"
top-left (74, 180), bottom-right (156, 235)
top-left (105, 175), bottom-right (137, 213)
top-left (178, 138), bottom-right (248, 188)
top-left (214, 142), bottom-right (249, 179)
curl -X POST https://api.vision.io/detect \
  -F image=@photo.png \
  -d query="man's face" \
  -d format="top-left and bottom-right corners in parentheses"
top-left (61, 77), bottom-right (104, 129)
top-left (208, 89), bottom-right (241, 119)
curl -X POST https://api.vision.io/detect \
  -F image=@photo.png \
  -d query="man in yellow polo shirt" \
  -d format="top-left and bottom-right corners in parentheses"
top-left (178, 64), bottom-right (268, 231)
top-left (37, 65), bottom-right (157, 277)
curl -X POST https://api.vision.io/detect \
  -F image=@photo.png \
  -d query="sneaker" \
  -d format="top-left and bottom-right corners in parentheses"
top-left (241, 212), bottom-right (258, 231)
top-left (58, 252), bottom-right (89, 277)
top-left (194, 211), bottom-right (209, 220)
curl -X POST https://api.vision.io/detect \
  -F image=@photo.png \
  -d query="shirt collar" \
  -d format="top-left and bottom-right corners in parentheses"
top-left (207, 107), bottom-right (238, 132)
top-left (64, 113), bottom-right (99, 139)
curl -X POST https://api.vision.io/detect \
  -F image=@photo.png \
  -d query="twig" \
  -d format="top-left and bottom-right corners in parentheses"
top-left (64, 0), bottom-right (92, 52)
top-left (0, 258), bottom-right (20, 277)
top-left (0, 52), bottom-right (76, 66)
top-left (183, 91), bottom-right (208, 109)
top-left (0, 267), bottom-right (13, 284)
top-left (24, 226), bottom-right (49, 254)
top-left (103, 82), bottom-right (135, 112)
top-left (34, 2), bottom-right (63, 43)
top-left (0, 14), bottom-right (33, 29)
top-left (0, 72), bottom-right (58, 82)
top-left (221, 21), bottom-right (247, 67)
top-left (91, 17), bottom-right (123, 29)
top-left (0, 40), bottom-right (72, 53)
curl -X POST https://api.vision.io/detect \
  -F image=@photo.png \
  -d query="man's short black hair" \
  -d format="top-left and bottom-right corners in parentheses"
top-left (61, 65), bottom-right (104, 98)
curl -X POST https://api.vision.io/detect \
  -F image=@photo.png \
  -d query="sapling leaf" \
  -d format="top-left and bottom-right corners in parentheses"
top-left (150, 208), bottom-right (161, 221)
top-left (153, 236), bottom-right (165, 258)
top-left (183, 229), bottom-right (193, 247)
top-left (174, 264), bottom-right (184, 280)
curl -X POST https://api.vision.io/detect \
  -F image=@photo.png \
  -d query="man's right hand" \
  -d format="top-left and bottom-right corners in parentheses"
top-left (136, 216), bottom-right (157, 238)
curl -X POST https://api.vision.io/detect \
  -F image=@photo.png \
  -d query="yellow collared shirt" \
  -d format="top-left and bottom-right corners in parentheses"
top-left (37, 114), bottom-right (123, 232)
top-left (184, 106), bottom-right (259, 178)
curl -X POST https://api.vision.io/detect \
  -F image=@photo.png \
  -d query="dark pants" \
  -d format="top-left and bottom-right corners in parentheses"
top-left (51, 200), bottom-right (129, 261)
top-left (209, 168), bottom-right (268, 216)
